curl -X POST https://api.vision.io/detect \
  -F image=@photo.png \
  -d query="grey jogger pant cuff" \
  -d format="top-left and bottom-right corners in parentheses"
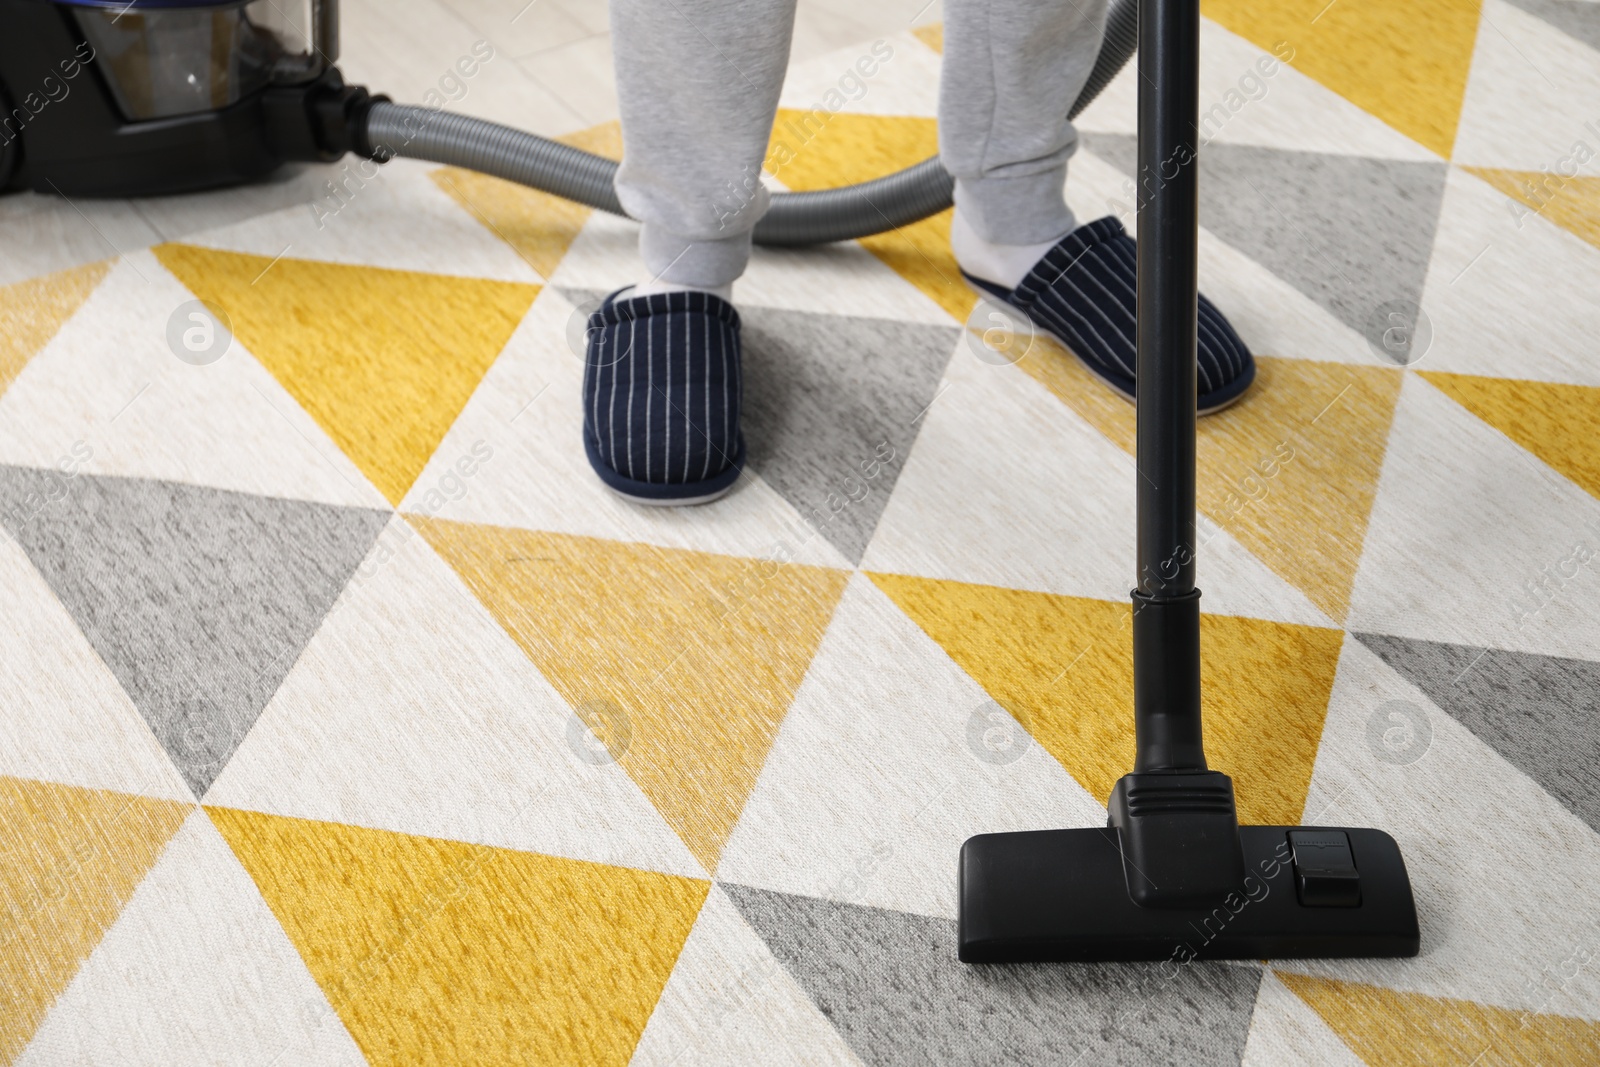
top-left (611, 0), bottom-right (1109, 287)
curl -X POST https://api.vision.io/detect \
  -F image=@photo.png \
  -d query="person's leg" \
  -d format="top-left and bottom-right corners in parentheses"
top-left (941, 0), bottom-right (1256, 413)
top-left (611, 0), bottom-right (797, 296)
top-left (939, 0), bottom-right (1107, 288)
top-left (582, 0), bottom-right (795, 505)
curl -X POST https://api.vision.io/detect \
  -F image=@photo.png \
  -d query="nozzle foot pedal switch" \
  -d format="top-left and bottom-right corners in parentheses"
top-left (1290, 831), bottom-right (1362, 907)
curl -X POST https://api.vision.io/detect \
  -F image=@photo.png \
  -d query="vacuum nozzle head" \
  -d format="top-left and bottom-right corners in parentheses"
top-left (957, 824), bottom-right (1419, 964)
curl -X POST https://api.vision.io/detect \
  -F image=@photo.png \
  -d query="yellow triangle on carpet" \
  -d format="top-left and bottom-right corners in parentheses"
top-left (411, 519), bottom-right (850, 872)
top-left (1464, 168), bottom-right (1600, 253)
top-left (868, 574), bottom-right (1342, 825)
top-left (0, 260), bottom-right (112, 399)
top-left (153, 244), bottom-right (537, 504)
top-left (207, 806), bottom-right (707, 1067)
top-left (766, 110), bottom-right (973, 322)
top-left (1020, 344), bottom-right (1402, 622)
top-left (1278, 971), bottom-right (1600, 1066)
top-left (1201, 0), bottom-right (1481, 158)
top-left (432, 120), bottom-right (624, 281)
top-left (0, 776), bottom-right (190, 1062)
top-left (1421, 370), bottom-right (1600, 503)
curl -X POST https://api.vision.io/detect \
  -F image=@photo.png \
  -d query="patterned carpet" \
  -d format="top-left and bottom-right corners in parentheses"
top-left (4, 1), bottom-right (1600, 1064)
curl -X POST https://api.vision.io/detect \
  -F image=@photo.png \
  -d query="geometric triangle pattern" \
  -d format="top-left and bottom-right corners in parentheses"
top-left (715, 573), bottom-right (1109, 920)
top-left (625, 884), bottom-right (863, 1066)
top-left (766, 110), bottom-right (975, 323)
top-left (1464, 169), bottom-right (1600, 252)
top-left (555, 292), bottom-right (961, 563)
top-left (1241, 969), bottom-right (1367, 1066)
top-left (0, 468), bottom-right (388, 797)
top-left (1200, 0), bottom-right (1483, 157)
top-left (208, 806), bottom-right (708, 1067)
top-left (1277, 971), bottom-right (1600, 1066)
top-left (0, 260), bottom-right (111, 400)
top-left (738, 307), bottom-right (958, 563)
top-left (0, 253), bottom-right (388, 512)
top-left (1346, 373), bottom-right (1600, 662)
top-left (1022, 346), bottom-right (1404, 622)
top-left (1420, 370), bottom-right (1600, 502)
top-left (411, 517), bottom-right (849, 872)
top-left (723, 883), bottom-right (1264, 1065)
top-left (1355, 631), bottom-right (1600, 833)
top-left (869, 573), bottom-right (1342, 825)
top-left (1081, 132), bottom-right (1451, 335)
top-left (200, 514), bottom-right (704, 879)
top-left (152, 244), bottom-right (538, 505)
top-left (4, 7), bottom-right (1600, 1061)
top-left (0, 526), bottom-right (192, 801)
top-left (0, 776), bottom-right (190, 1062)
top-left (1499, 0), bottom-right (1600, 52)
top-left (14, 810), bottom-right (368, 1067)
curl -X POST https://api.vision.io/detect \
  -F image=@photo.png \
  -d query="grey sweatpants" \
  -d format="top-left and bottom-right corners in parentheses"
top-left (610, 0), bottom-right (1109, 288)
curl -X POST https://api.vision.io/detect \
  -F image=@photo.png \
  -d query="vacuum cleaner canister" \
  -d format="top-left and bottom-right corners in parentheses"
top-left (0, 0), bottom-right (370, 196)
top-left (70, 0), bottom-right (328, 121)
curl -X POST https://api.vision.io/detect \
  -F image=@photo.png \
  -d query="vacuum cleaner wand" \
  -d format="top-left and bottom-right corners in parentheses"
top-left (956, 0), bottom-right (1421, 964)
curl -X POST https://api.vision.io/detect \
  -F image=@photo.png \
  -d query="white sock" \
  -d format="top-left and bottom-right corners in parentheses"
top-left (950, 208), bottom-right (1073, 291)
top-left (630, 278), bottom-right (734, 303)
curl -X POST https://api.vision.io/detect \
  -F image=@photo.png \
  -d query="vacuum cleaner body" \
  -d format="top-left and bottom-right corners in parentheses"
top-left (0, 0), bottom-right (369, 197)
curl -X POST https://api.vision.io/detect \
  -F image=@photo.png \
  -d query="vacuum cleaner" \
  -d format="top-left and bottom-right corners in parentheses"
top-left (957, 0), bottom-right (1419, 963)
top-left (1, 0), bottom-right (1420, 963)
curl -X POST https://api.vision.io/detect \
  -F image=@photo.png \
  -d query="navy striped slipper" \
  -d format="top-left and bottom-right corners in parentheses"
top-left (963, 216), bottom-right (1255, 415)
top-left (581, 287), bottom-right (745, 506)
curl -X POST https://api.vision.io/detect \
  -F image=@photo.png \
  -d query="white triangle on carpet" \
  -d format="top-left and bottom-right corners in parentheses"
top-left (1241, 968), bottom-right (1365, 1067)
top-left (0, 530), bottom-right (190, 801)
top-left (182, 158), bottom-right (542, 284)
top-left (1281, 634), bottom-right (1600, 1017)
top-left (16, 810), bottom-right (367, 1067)
top-left (1348, 374), bottom-right (1600, 660)
top-left (0, 253), bottom-right (386, 509)
top-left (203, 514), bottom-right (706, 879)
top-left (627, 884), bottom-right (863, 1067)
top-left (717, 574), bottom-right (1107, 918)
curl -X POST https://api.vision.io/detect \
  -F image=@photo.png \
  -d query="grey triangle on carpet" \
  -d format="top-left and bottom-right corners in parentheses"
top-left (1080, 134), bottom-right (1449, 340)
top-left (1501, 0), bottom-right (1600, 53)
top-left (1355, 632), bottom-right (1600, 834)
top-left (0, 466), bottom-right (389, 796)
top-left (721, 883), bottom-right (1262, 1067)
top-left (558, 288), bottom-right (958, 563)
top-left (739, 307), bottom-right (957, 564)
